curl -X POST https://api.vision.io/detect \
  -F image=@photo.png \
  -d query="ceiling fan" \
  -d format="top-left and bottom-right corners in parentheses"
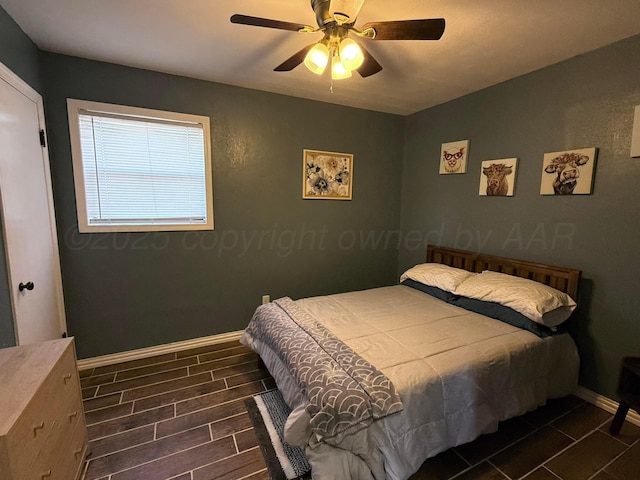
top-left (230, 0), bottom-right (445, 80)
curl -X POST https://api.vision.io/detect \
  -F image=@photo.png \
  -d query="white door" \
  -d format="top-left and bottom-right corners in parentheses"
top-left (0, 63), bottom-right (67, 345)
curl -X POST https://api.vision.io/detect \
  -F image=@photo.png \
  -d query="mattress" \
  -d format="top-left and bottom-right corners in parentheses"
top-left (241, 284), bottom-right (580, 480)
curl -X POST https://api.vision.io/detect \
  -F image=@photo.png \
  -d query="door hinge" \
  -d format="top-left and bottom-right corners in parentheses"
top-left (39, 129), bottom-right (46, 147)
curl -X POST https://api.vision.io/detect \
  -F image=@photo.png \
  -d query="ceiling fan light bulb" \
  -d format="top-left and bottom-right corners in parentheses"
top-left (339, 38), bottom-right (364, 71)
top-left (331, 57), bottom-right (352, 80)
top-left (304, 43), bottom-right (329, 75)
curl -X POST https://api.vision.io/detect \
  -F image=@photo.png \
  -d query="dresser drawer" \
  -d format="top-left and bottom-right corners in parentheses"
top-left (57, 420), bottom-right (88, 480)
top-left (31, 414), bottom-right (87, 480)
top-left (29, 395), bottom-right (86, 479)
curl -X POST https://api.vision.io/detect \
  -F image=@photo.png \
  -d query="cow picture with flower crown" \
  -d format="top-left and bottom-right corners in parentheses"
top-left (540, 148), bottom-right (597, 195)
top-left (479, 158), bottom-right (518, 196)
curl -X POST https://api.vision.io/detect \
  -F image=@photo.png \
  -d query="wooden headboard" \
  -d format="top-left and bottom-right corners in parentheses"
top-left (426, 245), bottom-right (582, 300)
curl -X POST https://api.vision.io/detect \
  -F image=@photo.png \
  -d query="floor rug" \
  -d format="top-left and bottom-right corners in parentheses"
top-left (245, 389), bottom-right (311, 480)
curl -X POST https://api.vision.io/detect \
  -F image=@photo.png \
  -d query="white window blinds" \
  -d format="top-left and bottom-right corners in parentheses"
top-left (68, 99), bottom-right (213, 232)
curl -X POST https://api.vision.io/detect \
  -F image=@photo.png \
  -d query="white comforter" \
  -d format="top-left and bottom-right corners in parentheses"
top-left (241, 285), bottom-right (579, 480)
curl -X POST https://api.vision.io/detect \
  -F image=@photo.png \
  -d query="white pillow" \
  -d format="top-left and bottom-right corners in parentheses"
top-left (454, 270), bottom-right (577, 327)
top-left (400, 263), bottom-right (476, 293)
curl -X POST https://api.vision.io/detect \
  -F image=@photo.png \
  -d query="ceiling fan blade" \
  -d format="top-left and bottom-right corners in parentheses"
top-left (230, 14), bottom-right (313, 32)
top-left (356, 43), bottom-right (382, 78)
top-left (361, 18), bottom-right (445, 40)
top-left (274, 44), bottom-right (315, 72)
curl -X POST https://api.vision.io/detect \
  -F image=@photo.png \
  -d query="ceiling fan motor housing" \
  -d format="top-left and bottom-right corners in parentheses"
top-left (311, 0), bottom-right (334, 26)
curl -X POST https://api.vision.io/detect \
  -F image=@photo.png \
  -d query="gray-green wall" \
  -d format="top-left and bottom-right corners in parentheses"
top-left (400, 34), bottom-right (640, 399)
top-left (0, 5), bottom-right (43, 347)
top-left (0, 5), bottom-right (42, 92)
top-left (39, 53), bottom-right (405, 359)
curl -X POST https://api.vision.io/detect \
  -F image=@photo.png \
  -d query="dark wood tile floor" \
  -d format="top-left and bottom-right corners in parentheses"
top-left (79, 341), bottom-right (640, 480)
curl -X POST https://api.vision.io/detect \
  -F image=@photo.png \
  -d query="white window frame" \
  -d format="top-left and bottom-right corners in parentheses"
top-left (67, 99), bottom-right (214, 233)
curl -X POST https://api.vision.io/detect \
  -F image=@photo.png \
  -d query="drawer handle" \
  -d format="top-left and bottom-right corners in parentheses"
top-left (41, 469), bottom-right (52, 478)
top-left (69, 410), bottom-right (78, 420)
top-left (63, 373), bottom-right (72, 383)
top-left (33, 421), bottom-right (45, 436)
top-left (74, 448), bottom-right (83, 456)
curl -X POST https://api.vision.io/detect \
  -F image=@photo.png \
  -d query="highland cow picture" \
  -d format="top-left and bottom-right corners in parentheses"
top-left (439, 140), bottom-right (469, 174)
top-left (479, 158), bottom-right (518, 196)
top-left (540, 147), bottom-right (597, 195)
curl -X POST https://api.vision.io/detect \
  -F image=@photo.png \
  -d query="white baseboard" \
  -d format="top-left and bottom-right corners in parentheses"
top-left (575, 385), bottom-right (640, 427)
top-left (77, 330), bottom-right (244, 371)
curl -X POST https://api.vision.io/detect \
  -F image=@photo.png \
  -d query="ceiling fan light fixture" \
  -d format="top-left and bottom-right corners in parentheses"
top-left (339, 37), bottom-right (364, 71)
top-left (304, 42), bottom-right (330, 75)
top-left (331, 54), bottom-right (352, 80)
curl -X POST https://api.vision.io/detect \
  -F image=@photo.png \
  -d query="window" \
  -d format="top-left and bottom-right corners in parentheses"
top-left (67, 99), bottom-right (213, 233)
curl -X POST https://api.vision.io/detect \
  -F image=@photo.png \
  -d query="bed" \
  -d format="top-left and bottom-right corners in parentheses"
top-left (241, 245), bottom-right (582, 480)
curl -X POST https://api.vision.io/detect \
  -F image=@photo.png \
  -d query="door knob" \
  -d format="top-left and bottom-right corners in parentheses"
top-left (19, 281), bottom-right (34, 292)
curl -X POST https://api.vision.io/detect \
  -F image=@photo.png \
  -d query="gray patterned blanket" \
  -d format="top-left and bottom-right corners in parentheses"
top-left (243, 297), bottom-right (403, 440)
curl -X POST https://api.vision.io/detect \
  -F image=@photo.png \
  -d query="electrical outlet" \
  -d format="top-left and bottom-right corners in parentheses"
top-left (262, 294), bottom-right (270, 304)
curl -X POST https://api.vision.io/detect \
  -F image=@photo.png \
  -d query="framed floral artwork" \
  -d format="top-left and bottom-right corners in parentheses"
top-left (303, 149), bottom-right (353, 200)
top-left (440, 140), bottom-right (469, 174)
top-left (540, 147), bottom-right (597, 195)
top-left (479, 158), bottom-right (518, 196)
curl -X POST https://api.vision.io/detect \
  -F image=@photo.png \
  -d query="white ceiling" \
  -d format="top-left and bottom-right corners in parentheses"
top-left (3, 0), bottom-right (640, 116)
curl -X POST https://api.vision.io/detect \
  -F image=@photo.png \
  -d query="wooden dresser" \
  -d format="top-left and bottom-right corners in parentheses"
top-left (0, 338), bottom-right (87, 480)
